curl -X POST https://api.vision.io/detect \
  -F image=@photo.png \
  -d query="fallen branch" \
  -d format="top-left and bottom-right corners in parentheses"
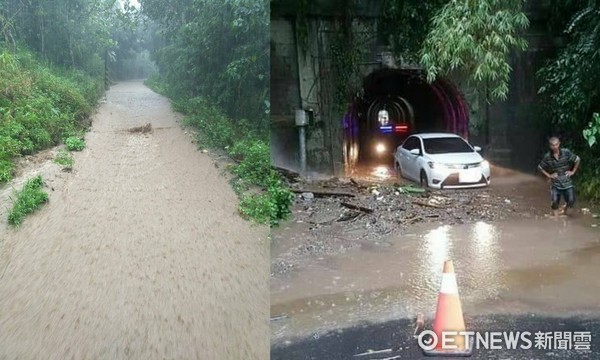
top-left (291, 189), bottom-right (356, 197)
top-left (341, 202), bottom-right (374, 213)
top-left (399, 214), bottom-right (423, 225)
top-left (412, 200), bottom-right (445, 209)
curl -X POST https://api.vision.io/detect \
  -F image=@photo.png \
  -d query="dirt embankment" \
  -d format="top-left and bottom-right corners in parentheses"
top-left (0, 81), bottom-right (268, 360)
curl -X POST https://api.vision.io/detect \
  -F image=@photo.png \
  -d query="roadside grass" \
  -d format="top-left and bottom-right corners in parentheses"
top-left (0, 48), bottom-right (102, 184)
top-left (7, 176), bottom-right (49, 226)
top-left (0, 160), bottom-right (14, 183)
top-left (145, 76), bottom-right (294, 226)
top-left (54, 149), bottom-right (74, 171)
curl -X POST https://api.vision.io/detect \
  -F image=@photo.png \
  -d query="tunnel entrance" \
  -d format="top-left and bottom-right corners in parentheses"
top-left (343, 68), bottom-right (470, 175)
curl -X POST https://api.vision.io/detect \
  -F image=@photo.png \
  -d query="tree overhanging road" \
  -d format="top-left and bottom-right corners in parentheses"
top-left (0, 81), bottom-right (268, 359)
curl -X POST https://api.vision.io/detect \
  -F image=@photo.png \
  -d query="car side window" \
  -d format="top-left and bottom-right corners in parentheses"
top-left (403, 137), bottom-right (420, 151)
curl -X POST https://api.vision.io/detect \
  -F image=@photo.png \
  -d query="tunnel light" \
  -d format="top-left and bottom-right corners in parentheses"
top-left (378, 109), bottom-right (389, 126)
top-left (375, 143), bottom-right (386, 154)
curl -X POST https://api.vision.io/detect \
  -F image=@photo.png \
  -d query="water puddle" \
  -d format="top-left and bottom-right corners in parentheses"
top-left (271, 217), bottom-right (600, 343)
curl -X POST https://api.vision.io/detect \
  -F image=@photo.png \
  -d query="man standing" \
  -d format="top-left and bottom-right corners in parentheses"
top-left (538, 136), bottom-right (581, 216)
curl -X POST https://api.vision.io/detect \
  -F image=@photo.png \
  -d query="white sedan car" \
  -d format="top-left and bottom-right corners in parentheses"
top-left (394, 133), bottom-right (491, 189)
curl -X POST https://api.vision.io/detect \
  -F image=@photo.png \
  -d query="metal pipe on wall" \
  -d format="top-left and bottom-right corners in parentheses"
top-left (295, 109), bottom-right (309, 175)
top-left (299, 126), bottom-right (307, 175)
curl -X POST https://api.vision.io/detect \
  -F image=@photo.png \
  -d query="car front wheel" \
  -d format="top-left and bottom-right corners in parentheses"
top-left (395, 162), bottom-right (403, 179)
top-left (420, 169), bottom-right (429, 188)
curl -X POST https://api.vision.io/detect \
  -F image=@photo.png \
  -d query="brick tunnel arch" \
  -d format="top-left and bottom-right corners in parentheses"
top-left (343, 68), bottom-right (470, 173)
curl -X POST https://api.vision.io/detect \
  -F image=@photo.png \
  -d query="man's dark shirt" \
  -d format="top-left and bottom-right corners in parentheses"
top-left (538, 148), bottom-right (580, 189)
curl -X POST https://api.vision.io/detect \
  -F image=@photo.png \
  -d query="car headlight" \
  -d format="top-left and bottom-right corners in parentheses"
top-left (427, 161), bottom-right (447, 170)
top-left (480, 160), bottom-right (490, 168)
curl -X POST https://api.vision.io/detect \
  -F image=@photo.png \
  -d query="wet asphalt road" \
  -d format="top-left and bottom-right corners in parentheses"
top-left (271, 315), bottom-right (600, 359)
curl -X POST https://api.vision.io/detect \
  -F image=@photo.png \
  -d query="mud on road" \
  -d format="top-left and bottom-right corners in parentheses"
top-left (270, 166), bottom-right (600, 350)
top-left (0, 81), bottom-right (268, 359)
top-left (271, 167), bottom-right (549, 276)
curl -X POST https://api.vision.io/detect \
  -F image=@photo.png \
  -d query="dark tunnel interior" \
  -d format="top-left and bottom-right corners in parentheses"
top-left (343, 69), bottom-right (470, 173)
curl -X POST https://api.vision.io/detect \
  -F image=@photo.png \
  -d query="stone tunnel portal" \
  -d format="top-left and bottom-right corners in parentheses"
top-left (343, 69), bottom-right (471, 175)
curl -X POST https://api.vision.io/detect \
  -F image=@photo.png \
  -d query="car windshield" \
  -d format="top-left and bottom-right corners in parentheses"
top-left (422, 137), bottom-right (473, 154)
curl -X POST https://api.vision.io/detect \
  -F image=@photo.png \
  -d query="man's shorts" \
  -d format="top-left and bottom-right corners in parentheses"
top-left (551, 186), bottom-right (575, 209)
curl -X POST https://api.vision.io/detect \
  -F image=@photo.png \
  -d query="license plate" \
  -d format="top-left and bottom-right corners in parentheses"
top-left (459, 169), bottom-right (481, 183)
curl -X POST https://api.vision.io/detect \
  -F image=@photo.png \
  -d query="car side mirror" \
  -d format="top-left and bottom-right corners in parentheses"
top-left (474, 146), bottom-right (482, 152)
top-left (409, 148), bottom-right (420, 156)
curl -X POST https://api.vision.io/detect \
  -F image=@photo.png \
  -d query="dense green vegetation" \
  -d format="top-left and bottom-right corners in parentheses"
top-left (65, 136), bottom-right (86, 151)
top-left (0, 0), bottom-right (152, 81)
top-left (538, 0), bottom-right (600, 202)
top-left (142, 0), bottom-right (292, 226)
top-left (0, 49), bottom-right (102, 183)
top-left (7, 175), bottom-right (48, 226)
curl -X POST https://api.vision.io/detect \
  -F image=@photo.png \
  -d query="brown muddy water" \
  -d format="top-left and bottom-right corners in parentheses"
top-left (0, 81), bottom-right (269, 359)
top-left (271, 215), bottom-right (600, 345)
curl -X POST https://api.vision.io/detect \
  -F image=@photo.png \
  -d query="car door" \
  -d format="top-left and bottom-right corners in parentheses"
top-left (399, 136), bottom-right (420, 180)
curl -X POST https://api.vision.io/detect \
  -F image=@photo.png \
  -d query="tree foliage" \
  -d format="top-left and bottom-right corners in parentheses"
top-left (378, 0), bottom-right (446, 64)
top-left (420, 0), bottom-right (529, 101)
top-left (538, 0), bottom-right (600, 131)
top-left (142, 0), bottom-right (278, 225)
top-left (141, 0), bottom-right (269, 129)
top-left (538, 0), bottom-right (600, 201)
top-left (583, 113), bottom-right (600, 148)
top-left (0, 0), bottom-right (145, 79)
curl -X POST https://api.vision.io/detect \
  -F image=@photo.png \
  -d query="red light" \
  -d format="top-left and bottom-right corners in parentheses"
top-left (394, 125), bottom-right (408, 133)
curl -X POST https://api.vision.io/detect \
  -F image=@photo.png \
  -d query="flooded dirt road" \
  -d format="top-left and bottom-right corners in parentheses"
top-left (271, 165), bottom-right (600, 355)
top-left (0, 81), bottom-right (268, 359)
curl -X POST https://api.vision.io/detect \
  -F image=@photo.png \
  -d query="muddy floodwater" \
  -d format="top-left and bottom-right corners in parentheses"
top-left (271, 173), bottom-right (600, 346)
top-left (0, 81), bottom-right (268, 359)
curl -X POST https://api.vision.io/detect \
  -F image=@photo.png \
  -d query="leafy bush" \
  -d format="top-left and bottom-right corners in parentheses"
top-left (239, 193), bottom-right (271, 225)
top-left (64, 136), bottom-right (85, 151)
top-left (7, 175), bottom-right (49, 226)
top-left (230, 140), bottom-right (270, 188)
top-left (239, 171), bottom-right (294, 227)
top-left (267, 171), bottom-right (294, 226)
top-left (54, 149), bottom-right (74, 170)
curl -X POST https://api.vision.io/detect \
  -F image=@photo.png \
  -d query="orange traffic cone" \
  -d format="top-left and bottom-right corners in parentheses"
top-left (423, 260), bottom-right (473, 357)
